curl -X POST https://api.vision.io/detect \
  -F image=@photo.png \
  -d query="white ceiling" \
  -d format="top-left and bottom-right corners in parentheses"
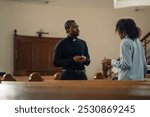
top-left (114, 0), bottom-right (150, 8)
top-left (1, 0), bottom-right (114, 8)
top-left (2, 0), bottom-right (150, 8)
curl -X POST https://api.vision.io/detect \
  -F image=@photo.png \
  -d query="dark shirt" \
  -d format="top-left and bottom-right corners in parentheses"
top-left (53, 36), bottom-right (90, 70)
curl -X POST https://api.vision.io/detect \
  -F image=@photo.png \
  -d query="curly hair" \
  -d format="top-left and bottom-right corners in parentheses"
top-left (115, 18), bottom-right (141, 40)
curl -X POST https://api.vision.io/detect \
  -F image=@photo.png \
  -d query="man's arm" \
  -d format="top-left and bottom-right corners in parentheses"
top-left (83, 42), bottom-right (90, 66)
top-left (53, 41), bottom-right (75, 67)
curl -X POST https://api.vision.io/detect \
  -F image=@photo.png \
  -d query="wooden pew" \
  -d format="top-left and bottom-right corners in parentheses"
top-left (145, 74), bottom-right (150, 78)
top-left (94, 73), bottom-right (150, 80)
top-left (15, 76), bottom-right (54, 82)
top-left (0, 76), bottom-right (54, 82)
top-left (1, 73), bottom-right (150, 100)
top-left (2, 74), bottom-right (16, 81)
top-left (29, 72), bottom-right (44, 81)
top-left (54, 72), bottom-right (61, 80)
top-left (0, 80), bottom-right (150, 100)
top-left (0, 72), bottom-right (54, 82)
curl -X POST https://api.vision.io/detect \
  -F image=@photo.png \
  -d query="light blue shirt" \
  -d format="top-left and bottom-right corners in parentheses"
top-left (111, 37), bottom-right (147, 80)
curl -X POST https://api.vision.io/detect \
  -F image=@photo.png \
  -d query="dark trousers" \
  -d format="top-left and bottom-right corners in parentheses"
top-left (61, 70), bottom-right (87, 80)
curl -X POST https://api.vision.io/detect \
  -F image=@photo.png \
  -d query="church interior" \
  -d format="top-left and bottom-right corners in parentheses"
top-left (0, 0), bottom-right (150, 99)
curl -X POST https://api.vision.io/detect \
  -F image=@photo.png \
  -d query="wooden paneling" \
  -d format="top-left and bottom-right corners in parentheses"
top-left (15, 38), bottom-right (32, 71)
top-left (14, 32), bottom-right (62, 76)
top-left (32, 39), bottom-right (50, 71)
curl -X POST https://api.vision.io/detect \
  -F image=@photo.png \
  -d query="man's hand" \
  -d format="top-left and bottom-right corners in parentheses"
top-left (73, 55), bottom-right (86, 63)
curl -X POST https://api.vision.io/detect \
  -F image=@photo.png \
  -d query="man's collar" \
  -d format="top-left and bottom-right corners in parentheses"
top-left (67, 36), bottom-right (78, 41)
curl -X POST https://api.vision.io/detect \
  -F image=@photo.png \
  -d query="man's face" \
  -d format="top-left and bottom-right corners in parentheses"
top-left (67, 22), bottom-right (80, 37)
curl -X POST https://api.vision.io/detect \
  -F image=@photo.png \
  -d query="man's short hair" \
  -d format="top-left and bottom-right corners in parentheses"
top-left (64, 20), bottom-right (75, 30)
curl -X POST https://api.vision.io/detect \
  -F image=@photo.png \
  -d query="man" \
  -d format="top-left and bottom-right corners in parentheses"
top-left (53, 20), bottom-right (90, 80)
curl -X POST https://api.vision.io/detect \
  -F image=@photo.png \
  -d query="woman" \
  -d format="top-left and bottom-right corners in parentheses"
top-left (104, 18), bottom-right (147, 80)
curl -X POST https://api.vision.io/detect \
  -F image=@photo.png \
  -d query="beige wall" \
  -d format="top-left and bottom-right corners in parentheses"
top-left (0, 0), bottom-right (150, 79)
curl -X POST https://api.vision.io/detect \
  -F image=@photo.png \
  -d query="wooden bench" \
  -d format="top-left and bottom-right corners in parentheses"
top-left (0, 75), bottom-right (54, 82)
top-left (0, 80), bottom-right (150, 100)
top-left (145, 74), bottom-right (150, 78)
top-left (0, 72), bottom-right (63, 82)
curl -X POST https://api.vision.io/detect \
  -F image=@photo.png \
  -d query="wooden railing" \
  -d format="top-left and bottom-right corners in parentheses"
top-left (141, 32), bottom-right (150, 64)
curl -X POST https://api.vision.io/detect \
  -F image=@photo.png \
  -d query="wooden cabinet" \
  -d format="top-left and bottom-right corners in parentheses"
top-left (14, 30), bottom-right (62, 76)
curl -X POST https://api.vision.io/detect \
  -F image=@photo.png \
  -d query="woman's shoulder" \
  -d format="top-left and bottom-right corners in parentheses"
top-left (121, 38), bottom-right (130, 44)
top-left (120, 38), bottom-right (133, 48)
